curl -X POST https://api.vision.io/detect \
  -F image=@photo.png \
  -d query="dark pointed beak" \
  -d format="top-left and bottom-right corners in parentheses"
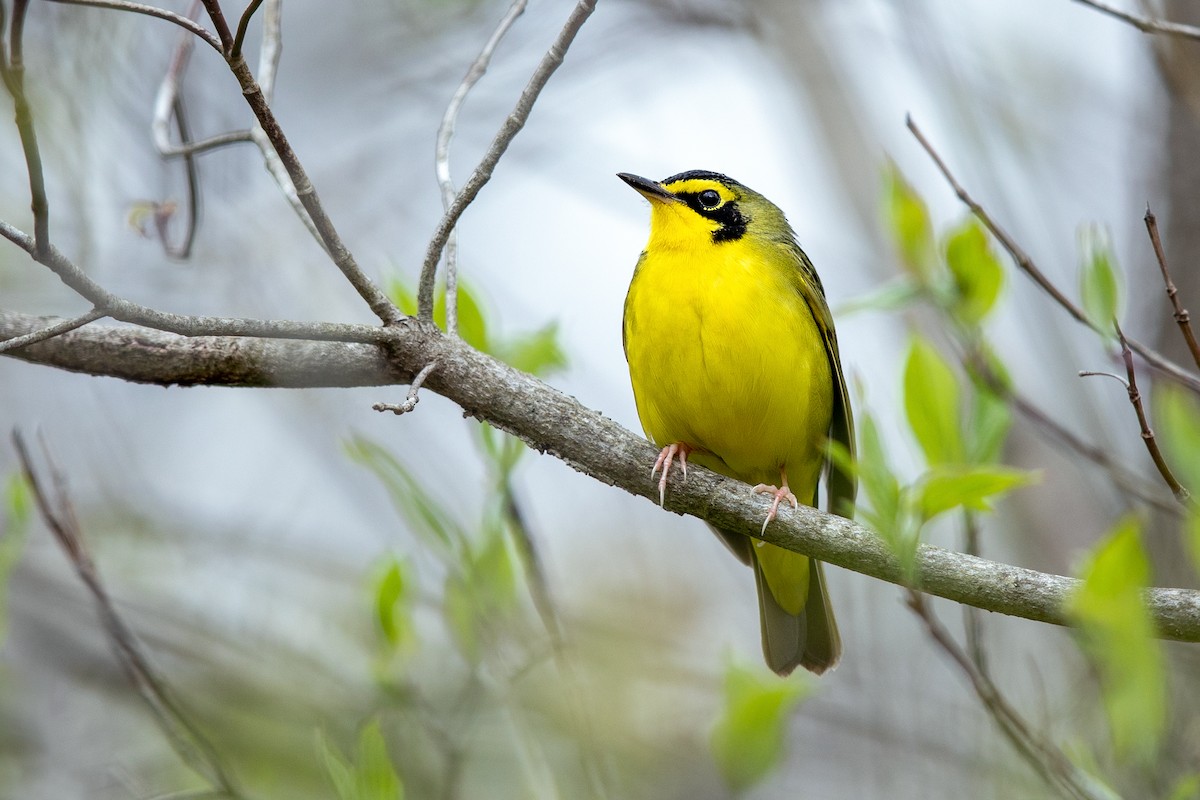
top-left (617, 172), bottom-right (680, 203)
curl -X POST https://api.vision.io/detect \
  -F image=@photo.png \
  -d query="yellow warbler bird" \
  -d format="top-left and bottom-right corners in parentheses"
top-left (619, 170), bottom-right (855, 676)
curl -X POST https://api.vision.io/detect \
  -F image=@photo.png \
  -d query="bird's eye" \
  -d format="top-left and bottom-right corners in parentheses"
top-left (697, 189), bottom-right (722, 209)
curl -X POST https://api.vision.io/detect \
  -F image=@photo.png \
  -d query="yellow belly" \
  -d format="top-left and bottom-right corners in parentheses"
top-left (623, 239), bottom-right (833, 496)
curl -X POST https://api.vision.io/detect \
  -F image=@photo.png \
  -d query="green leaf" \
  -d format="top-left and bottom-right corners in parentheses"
top-left (944, 218), bottom-right (1004, 324)
top-left (385, 276), bottom-right (417, 317)
top-left (1156, 384), bottom-right (1200, 495)
top-left (884, 163), bottom-right (937, 280)
top-left (710, 660), bottom-right (809, 792)
top-left (916, 465), bottom-right (1035, 522)
top-left (834, 278), bottom-right (921, 317)
top-left (495, 322), bottom-right (567, 377)
top-left (373, 557), bottom-right (415, 650)
top-left (434, 281), bottom-right (489, 352)
top-left (1167, 773), bottom-right (1200, 800)
top-left (966, 387), bottom-right (1012, 465)
top-left (344, 435), bottom-right (466, 558)
top-left (0, 474), bottom-right (32, 644)
top-left (443, 572), bottom-right (478, 664)
top-left (318, 721), bottom-right (404, 800)
top-left (904, 337), bottom-right (963, 465)
top-left (1067, 516), bottom-right (1166, 763)
top-left (1078, 224), bottom-right (1122, 332)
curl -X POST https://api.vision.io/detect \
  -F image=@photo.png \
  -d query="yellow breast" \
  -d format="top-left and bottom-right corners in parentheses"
top-left (622, 235), bottom-right (833, 494)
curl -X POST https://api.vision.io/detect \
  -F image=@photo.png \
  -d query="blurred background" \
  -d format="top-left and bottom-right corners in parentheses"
top-left (1, 0), bottom-right (1198, 797)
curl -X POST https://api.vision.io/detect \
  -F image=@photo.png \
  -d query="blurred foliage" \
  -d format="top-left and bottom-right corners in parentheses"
top-left (0, 473), bottom-right (32, 645)
top-left (1156, 385), bottom-right (1200, 572)
top-left (1067, 516), bottom-right (1166, 765)
top-left (319, 720), bottom-right (405, 800)
top-left (839, 176), bottom-right (1038, 579)
top-left (1077, 224), bottom-right (1123, 335)
top-left (862, 164), bottom-right (1198, 797)
top-left (710, 660), bottom-right (809, 794)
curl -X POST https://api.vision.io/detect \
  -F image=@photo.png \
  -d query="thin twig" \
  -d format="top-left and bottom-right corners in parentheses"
top-left (0, 219), bottom-right (391, 343)
top-left (1070, 0), bottom-right (1200, 41)
top-left (1115, 323), bottom-right (1190, 503)
top-left (45, 0), bottom-right (223, 52)
top-left (907, 115), bottom-right (1200, 395)
top-left (1144, 206), bottom-right (1200, 371)
top-left (418, 0), bottom-right (598, 321)
top-left (0, 307), bottom-right (105, 353)
top-left (199, 0), bottom-right (234, 53)
top-left (13, 432), bottom-right (243, 797)
top-left (435, 0), bottom-right (528, 335)
top-left (2, 0), bottom-right (50, 259)
top-left (373, 360), bottom-right (437, 414)
top-left (244, 0), bottom-right (325, 252)
top-left (967, 347), bottom-right (1180, 515)
top-left (223, 50), bottom-right (399, 323)
top-left (907, 591), bottom-right (1101, 800)
top-left (231, 0), bottom-right (263, 59)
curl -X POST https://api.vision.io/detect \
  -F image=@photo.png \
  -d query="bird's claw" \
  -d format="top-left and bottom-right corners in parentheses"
top-left (652, 443), bottom-right (691, 507)
top-left (752, 483), bottom-right (798, 534)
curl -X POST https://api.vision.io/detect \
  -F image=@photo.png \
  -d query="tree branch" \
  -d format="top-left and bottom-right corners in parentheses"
top-left (417, 0), bottom-right (597, 320)
top-left (907, 115), bottom-right (1200, 395)
top-left (1070, 0), bottom-right (1200, 41)
top-left (5, 309), bottom-right (1200, 642)
top-left (45, 0), bottom-right (224, 53)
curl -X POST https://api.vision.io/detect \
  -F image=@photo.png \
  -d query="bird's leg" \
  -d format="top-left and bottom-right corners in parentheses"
top-left (651, 442), bottom-right (694, 507)
top-left (752, 467), bottom-right (799, 534)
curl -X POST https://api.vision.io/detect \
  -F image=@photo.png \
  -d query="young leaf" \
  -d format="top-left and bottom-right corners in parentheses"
top-left (884, 163), bottom-right (937, 281)
top-left (904, 337), bottom-right (964, 465)
top-left (0, 474), bottom-right (32, 643)
top-left (373, 557), bottom-right (415, 651)
top-left (965, 386), bottom-right (1012, 465)
top-left (916, 465), bottom-right (1035, 523)
top-left (1078, 224), bottom-right (1122, 331)
top-left (710, 660), bottom-right (809, 792)
top-left (1155, 384), bottom-right (1200, 496)
top-left (434, 280), bottom-right (489, 352)
top-left (345, 435), bottom-right (466, 558)
top-left (1067, 516), bottom-right (1166, 764)
top-left (318, 721), bottom-right (405, 800)
top-left (495, 321), bottom-right (567, 378)
top-left (443, 572), bottom-right (479, 665)
top-left (834, 278), bottom-right (921, 317)
top-left (944, 218), bottom-right (1004, 324)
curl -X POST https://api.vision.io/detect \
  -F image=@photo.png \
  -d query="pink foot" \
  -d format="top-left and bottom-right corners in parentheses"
top-left (651, 443), bottom-right (693, 507)
top-left (752, 469), bottom-right (798, 534)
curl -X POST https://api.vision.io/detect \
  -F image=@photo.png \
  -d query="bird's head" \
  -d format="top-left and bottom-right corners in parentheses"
top-left (618, 170), bottom-right (791, 249)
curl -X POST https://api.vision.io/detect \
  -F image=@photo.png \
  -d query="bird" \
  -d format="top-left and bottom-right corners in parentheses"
top-left (619, 170), bottom-right (855, 676)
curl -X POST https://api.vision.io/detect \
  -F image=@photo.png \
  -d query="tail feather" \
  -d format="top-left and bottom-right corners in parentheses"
top-left (752, 548), bottom-right (841, 676)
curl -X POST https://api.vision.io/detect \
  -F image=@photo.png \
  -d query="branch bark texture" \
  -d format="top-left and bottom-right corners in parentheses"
top-left (5, 309), bottom-right (1200, 642)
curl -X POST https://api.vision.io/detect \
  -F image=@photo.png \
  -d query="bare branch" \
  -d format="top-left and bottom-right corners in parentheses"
top-left (5, 309), bottom-right (1200, 642)
top-left (907, 115), bottom-right (1200, 395)
top-left (908, 591), bottom-right (1100, 800)
top-left (13, 432), bottom-right (243, 797)
top-left (198, 0), bottom-right (234, 53)
top-left (434, 0), bottom-right (528, 335)
top-left (1115, 323), bottom-right (1191, 503)
top-left (0, 307), bottom-right (105, 353)
top-left (1070, 0), bottom-right (1200, 41)
top-left (2, 0), bottom-right (50, 259)
top-left (255, 0), bottom-right (280, 101)
top-left (1144, 206), bottom-right (1200, 371)
top-left (231, 0), bottom-right (263, 59)
top-left (0, 220), bottom-right (390, 343)
top-left (373, 360), bottom-right (437, 414)
top-left (418, 0), bottom-right (598, 320)
top-left (45, 0), bottom-right (223, 53)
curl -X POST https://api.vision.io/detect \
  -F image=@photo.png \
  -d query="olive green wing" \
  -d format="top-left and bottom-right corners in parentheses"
top-left (788, 242), bottom-right (857, 518)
